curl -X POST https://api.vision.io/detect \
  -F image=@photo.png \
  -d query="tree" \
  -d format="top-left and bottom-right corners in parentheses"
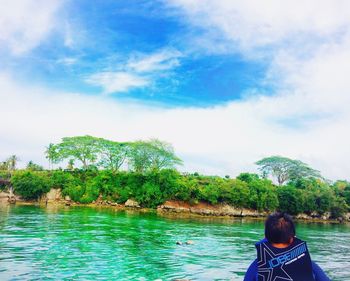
top-left (97, 139), bottom-right (129, 172)
top-left (236, 173), bottom-right (260, 183)
top-left (49, 136), bottom-right (101, 169)
top-left (11, 171), bottom-right (50, 200)
top-left (127, 139), bottom-right (182, 173)
top-left (67, 159), bottom-right (75, 171)
top-left (45, 143), bottom-right (59, 169)
top-left (0, 161), bottom-right (9, 171)
top-left (127, 141), bottom-right (152, 173)
top-left (256, 156), bottom-right (321, 185)
top-left (6, 155), bottom-right (20, 171)
top-left (277, 186), bottom-right (303, 215)
top-left (147, 139), bottom-right (183, 170)
top-left (26, 161), bottom-right (44, 171)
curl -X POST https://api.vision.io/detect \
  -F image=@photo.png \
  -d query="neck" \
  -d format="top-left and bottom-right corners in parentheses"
top-left (271, 237), bottom-right (294, 248)
top-left (271, 242), bottom-right (290, 248)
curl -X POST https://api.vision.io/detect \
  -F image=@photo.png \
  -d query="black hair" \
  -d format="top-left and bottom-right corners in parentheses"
top-left (265, 212), bottom-right (295, 244)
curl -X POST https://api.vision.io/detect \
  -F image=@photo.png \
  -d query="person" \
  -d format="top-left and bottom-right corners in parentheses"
top-left (244, 212), bottom-right (331, 281)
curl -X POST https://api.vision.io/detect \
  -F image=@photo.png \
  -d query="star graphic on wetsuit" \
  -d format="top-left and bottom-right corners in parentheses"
top-left (257, 243), bottom-right (293, 281)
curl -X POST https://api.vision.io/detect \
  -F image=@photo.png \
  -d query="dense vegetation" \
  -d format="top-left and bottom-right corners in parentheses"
top-left (1, 136), bottom-right (349, 219)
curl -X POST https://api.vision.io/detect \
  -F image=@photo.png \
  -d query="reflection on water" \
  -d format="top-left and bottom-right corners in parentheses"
top-left (0, 205), bottom-right (349, 280)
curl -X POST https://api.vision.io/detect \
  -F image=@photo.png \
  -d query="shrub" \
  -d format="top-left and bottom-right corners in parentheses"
top-left (330, 197), bottom-right (348, 219)
top-left (277, 186), bottom-right (303, 215)
top-left (11, 171), bottom-right (50, 200)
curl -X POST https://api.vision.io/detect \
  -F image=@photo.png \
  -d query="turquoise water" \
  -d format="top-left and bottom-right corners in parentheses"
top-left (0, 205), bottom-right (349, 281)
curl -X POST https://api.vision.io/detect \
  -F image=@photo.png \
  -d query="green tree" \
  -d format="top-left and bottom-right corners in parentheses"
top-left (277, 186), bottom-right (303, 215)
top-left (256, 156), bottom-right (321, 185)
top-left (49, 136), bottom-right (101, 169)
top-left (67, 159), bottom-right (75, 171)
top-left (6, 155), bottom-right (20, 171)
top-left (0, 161), bottom-right (9, 171)
top-left (128, 139), bottom-right (182, 173)
top-left (97, 139), bottom-right (129, 172)
top-left (26, 161), bottom-right (44, 171)
top-left (221, 179), bottom-right (250, 207)
top-left (147, 139), bottom-right (183, 170)
top-left (45, 143), bottom-right (59, 169)
top-left (237, 173), bottom-right (260, 183)
top-left (11, 171), bottom-right (50, 200)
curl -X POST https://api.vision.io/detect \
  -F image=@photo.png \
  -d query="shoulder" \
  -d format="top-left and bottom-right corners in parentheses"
top-left (243, 259), bottom-right (258, 281)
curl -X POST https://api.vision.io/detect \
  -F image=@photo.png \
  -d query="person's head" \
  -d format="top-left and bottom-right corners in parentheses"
top-left (265, 212), bottom-right (295, 245)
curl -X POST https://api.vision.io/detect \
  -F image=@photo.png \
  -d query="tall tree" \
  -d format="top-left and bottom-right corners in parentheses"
top-left (45, 143), bottom-right (59, 170)
top-left (147, 139), bottom-right (183, 170)
top-left (6, 155), bottom-right (20, 171)
top-left (51, 136), bottom-right (101, 169)
top-left (97, 140), bottom-right (129, 172)
top-left (256, 156), bottom-right (321, 185)
top-left (127, 139), bottom-right (182, 173)
top-left (127, 141), bottom-right (152, 173)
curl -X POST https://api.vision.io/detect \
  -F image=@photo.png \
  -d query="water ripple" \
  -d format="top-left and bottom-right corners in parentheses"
top-left (0, 205), bottom-right (349, 281)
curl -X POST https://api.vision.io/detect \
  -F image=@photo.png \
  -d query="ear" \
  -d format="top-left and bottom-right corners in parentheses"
top-left (289, 237), bottom-right (294, 245)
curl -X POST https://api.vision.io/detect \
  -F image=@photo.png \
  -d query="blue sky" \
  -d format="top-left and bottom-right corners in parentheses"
top-left (1, 0), bottom-right (350, 179)
top-left (2, 0), bottom-right (269, 107)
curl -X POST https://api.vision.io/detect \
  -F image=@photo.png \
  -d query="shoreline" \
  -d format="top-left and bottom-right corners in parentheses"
top-left (2, 197), bottom-right (348, 224)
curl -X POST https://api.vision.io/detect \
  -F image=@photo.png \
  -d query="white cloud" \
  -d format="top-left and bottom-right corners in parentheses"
top-left (127, 49), bottom-right (182, 72)
top-left (86, 49), bottom-right (182, 94)
top-left (167, 0), bottom-right (350, 54)
top-left (86, 72), bottom-right (149, 94)
top-left (57, 57), bottom-right (78, 66)
top-left (0, 0), bottom-right (62, 55)
top-left (1, 73), bottom-right (350, 180)
top-left (1, 1), bottom-right (350, 181)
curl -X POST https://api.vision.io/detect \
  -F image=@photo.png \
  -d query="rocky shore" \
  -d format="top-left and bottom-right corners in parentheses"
top-left (1, 188), bottom-right (349, 223)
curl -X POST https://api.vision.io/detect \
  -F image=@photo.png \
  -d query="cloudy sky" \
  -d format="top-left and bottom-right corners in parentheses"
top-left (1, 0), bottom-right (350, 180)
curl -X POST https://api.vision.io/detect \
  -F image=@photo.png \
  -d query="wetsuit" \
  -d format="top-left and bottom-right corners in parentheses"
top-left (244, 238), bottom-right (331, 281)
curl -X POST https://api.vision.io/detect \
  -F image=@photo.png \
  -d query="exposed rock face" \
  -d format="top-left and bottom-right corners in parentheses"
top-left (0, 191), bottom-right (9, 203)
top-left (344, 213), bottom-right (350, 221)
top-left (39, 188), bottom-right (63, 204)
top-left (157, 201), bottom-right (266, 217)
top-left (46, 188), bottom-right (62, 202)
top-left (296, 212), bottom-right (334, 221)
top-left (125, 199), bottom-right (140, 208)
top-left (0, 191), bottom-right (21, 204)
top-left (158, 201), bottom-right (190, 213)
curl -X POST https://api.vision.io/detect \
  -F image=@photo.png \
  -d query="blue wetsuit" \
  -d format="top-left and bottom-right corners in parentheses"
top-left (244, 259), bottom-right (331, 281)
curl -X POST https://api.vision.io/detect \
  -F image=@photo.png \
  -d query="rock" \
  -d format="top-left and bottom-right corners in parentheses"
top-left (296, 213), bottom-right (312, 220)
top-left (65, 202), bottom-right (71, 206)
top-left (337, 217), bottom-right (344, 223)
top-left (157, 201), bottom-right (190, 213)
top-left (220, 204), bottom-right (242, 216)
top-left (125, 199), bottom-right (140, 208)
top-left (185, 240), bottom-right (194, 245)
top-left (65, 195), bottom-right (71, 201)
top-left (8, 196), bottom-right (16, 204)
top-left (344, 213), bottom-right (350, 221)
top-left (240, 208), bottom-right (262, 217)
top-left (321, 212), bottom-right (331, 220)
top-left (46, 188), bottom-right (62, 202)
top-left (176, 241), bottom-right (183, 245)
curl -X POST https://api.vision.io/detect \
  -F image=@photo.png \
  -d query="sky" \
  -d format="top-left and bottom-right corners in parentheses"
top-left (1, 0), bottom-right (350, 180)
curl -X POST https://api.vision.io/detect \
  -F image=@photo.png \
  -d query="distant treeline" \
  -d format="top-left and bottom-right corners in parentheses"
top-left (0, 136), bottom-right (349, 218)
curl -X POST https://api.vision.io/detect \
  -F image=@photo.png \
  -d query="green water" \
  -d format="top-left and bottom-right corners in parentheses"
top-left (0, 205), bottom-right (349, 281)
